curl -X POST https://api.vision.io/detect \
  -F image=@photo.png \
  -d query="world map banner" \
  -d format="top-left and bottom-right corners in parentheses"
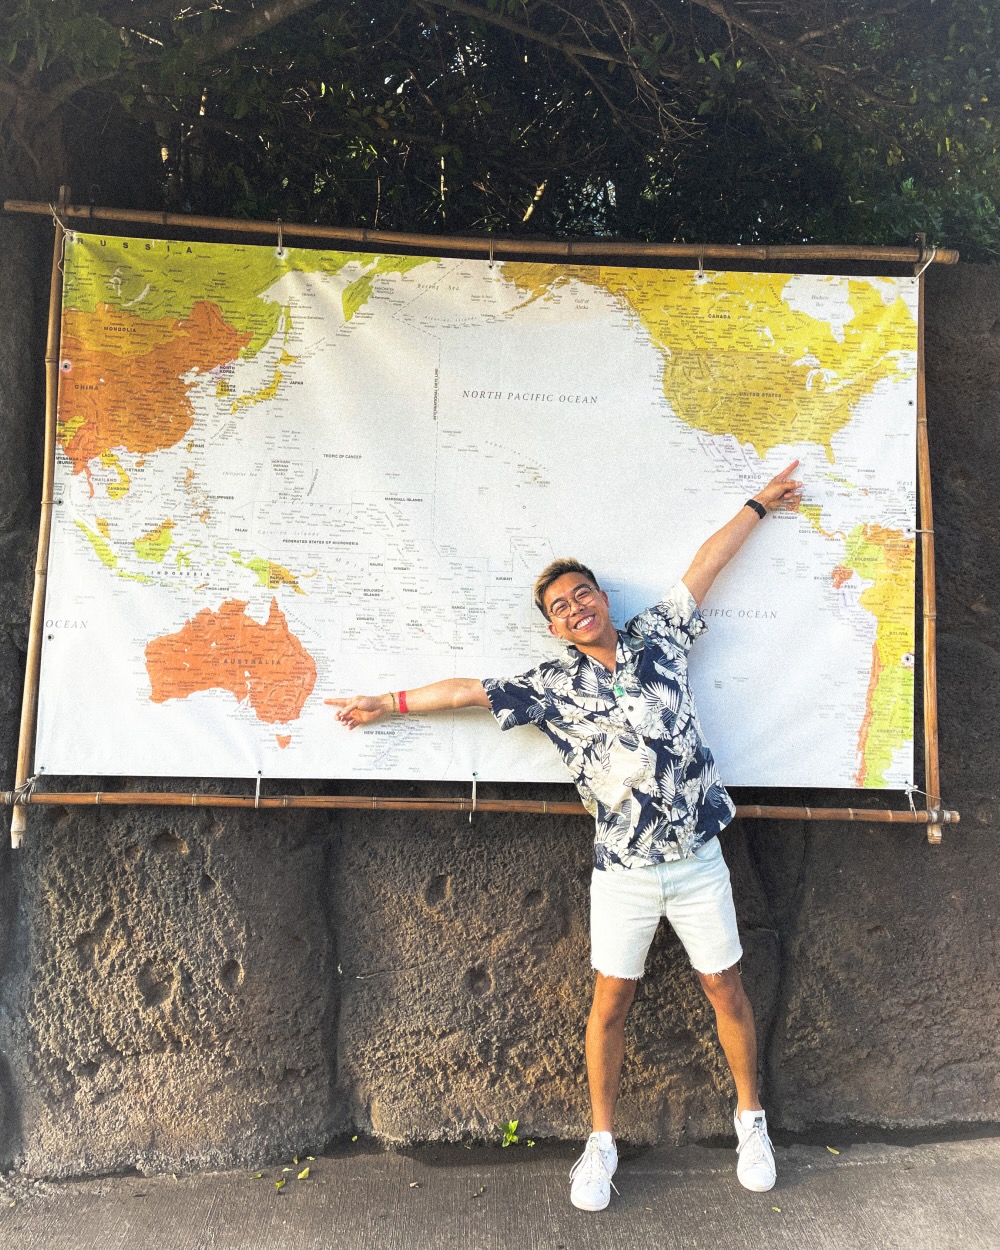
top-left (35, 233), bottom-right (917, 788)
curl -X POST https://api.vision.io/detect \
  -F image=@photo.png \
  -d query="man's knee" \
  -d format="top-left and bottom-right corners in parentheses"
top-left (696, 963), bottom-right (749, 1013)
top-left (589, 972), bottom-right (638, 1029)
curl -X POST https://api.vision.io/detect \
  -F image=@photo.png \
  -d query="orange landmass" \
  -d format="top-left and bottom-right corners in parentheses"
top-left (59, 301), bottom-right (251, 483)
top-left (831, 565), bottom-right (852, 590)
top-left (276, 734), bottom-right (292, 749)
top-left (145, 598), bottom-right (316, 724)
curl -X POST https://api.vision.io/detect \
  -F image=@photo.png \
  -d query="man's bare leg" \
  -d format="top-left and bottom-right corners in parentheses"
top-left (586, 972), bottom-right (638, 1132)
top-left (696, 964), bottom-right (762, 1114)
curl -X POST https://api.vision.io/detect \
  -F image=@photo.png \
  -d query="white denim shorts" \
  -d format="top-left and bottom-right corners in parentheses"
top-left (590, 835), bottom-right (742, 979)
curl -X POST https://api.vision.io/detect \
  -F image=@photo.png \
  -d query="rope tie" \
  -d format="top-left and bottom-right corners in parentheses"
top-left (13, 773), bottom-right (39, 805)
top-left (914, 245), bottom-right (937, 278)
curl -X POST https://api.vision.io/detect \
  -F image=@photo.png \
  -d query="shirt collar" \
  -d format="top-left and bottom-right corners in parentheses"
top-left (565, 630), bottom-right (644, 669)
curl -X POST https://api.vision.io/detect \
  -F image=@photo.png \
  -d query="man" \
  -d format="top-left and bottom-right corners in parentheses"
top-left (330, 461), bottom-right (802, 1211)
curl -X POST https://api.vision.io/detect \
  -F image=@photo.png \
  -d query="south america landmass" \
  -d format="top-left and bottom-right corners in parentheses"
top-left (832, 524), bottom-right (915, 786)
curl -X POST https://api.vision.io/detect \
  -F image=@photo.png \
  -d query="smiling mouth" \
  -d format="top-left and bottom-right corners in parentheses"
top-left (571, 612), bottom-right (597, 631)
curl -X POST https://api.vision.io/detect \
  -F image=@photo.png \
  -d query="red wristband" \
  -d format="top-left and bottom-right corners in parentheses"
top-left (397, 689), bottom-right (408, 714)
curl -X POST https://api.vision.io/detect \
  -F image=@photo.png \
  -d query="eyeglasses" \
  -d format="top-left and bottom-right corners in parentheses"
top-left (546, 584), bottom-right (597, 619)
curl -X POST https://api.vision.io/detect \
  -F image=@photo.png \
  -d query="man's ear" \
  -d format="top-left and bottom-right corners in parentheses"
top-left (547, 620), bottom-right (558, 637)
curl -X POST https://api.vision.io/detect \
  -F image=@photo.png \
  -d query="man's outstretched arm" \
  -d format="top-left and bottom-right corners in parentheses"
top-left (683, 461), bottom-right (803, 606)
top-left (327, 678), bottom-right (490, 729)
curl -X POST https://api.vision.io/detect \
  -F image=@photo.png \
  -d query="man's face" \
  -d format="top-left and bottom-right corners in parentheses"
top-left (542, 572), bottom-right (614, 647)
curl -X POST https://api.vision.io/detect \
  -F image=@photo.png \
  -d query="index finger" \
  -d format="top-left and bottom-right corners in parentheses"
top-left (773, 459), bottom-right (800, 480)
top-left (324, 697), bottom-right (351, 707)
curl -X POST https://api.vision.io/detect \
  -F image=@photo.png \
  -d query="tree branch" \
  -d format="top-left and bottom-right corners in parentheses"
top-left (795, 1), bottom-right (919, 45)
top-left (686, 0), bottom-right (903, 107)
top-left (179, 0), bottom-right (328, 64)
top-left (419, 0), bottom-right (628, 67)
top-left (30, 0), bottom-right (330, 113)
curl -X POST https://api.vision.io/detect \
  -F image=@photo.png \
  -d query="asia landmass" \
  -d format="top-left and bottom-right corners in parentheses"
top-left (58, 238), bottom-right (437, 493)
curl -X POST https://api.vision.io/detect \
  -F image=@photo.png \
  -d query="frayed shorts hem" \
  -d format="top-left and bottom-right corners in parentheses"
top-left (590, 963), bottom-right (642, 981)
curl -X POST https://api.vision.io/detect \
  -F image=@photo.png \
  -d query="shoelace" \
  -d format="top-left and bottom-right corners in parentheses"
top-left (569, 1140), bottom-right (620, 1195)
top-left (737, 1120), bottom-right (771, 1166)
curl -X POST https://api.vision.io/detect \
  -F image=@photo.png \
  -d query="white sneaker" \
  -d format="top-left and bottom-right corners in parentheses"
top-left (569, 1131), bottom-right (619, 1211)
top-left (735, 1109), bottom-right (776, 1192)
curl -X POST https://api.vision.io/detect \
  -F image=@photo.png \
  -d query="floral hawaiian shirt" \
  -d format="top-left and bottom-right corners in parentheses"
top-left (483, 581), bottom-right (735, 871)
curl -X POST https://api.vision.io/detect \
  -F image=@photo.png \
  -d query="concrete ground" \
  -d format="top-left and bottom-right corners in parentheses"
top-left (2, 1135), bottom-right (999, 1250)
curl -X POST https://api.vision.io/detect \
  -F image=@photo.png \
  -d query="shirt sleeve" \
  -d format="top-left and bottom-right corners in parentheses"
top-left (627, 580), bottom-right (707, 654)
top-left (481, 669), bottom-right (551, 730)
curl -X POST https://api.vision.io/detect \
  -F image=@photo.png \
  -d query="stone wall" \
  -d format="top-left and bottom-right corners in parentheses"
top-left (0, 229), bottom-right (997, 1176)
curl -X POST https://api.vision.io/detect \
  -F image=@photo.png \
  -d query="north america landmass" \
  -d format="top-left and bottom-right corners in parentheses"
top-left (46, 235), bottom-right (915, 786)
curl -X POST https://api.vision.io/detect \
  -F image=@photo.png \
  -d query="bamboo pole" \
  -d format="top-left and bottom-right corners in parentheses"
top-left (9, 187), bottom-right (69, 849)
top-left (915, 254), bottom-right (942, 845)
top-left (0, 789), bottom-right (960, 824)
top-left (2, 199), bottom-right (960, 266)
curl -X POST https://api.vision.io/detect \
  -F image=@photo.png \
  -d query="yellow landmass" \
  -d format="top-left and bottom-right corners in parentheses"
top-left (230, 551), bottom-right (305, 594)
top-left (800, 503), bottom-right (825, 532)
top-left (502, 264), bottom-right (916, 461)
top-left (342, 255), bottom-right (434, 322)
top-left (57, 413), bottom-right (86, 445)
top-left (99, 451), bottom-right (131, 499)
top-left (840, 523), bottom-right (915, 786)
top-left (134, 519), bottom-right (174, 563)
top-left (230, 319), bottom-right (300, 414)
top-left (76, 518), bottom-right (154, 583)
top-left (232, 363), bottom-right (287, 413)
top-left (76, 519), bottom-right (117, 569)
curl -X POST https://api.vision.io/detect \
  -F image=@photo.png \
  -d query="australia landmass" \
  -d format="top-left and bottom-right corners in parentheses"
top-left (145, 598), bottom-right (316, 724)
